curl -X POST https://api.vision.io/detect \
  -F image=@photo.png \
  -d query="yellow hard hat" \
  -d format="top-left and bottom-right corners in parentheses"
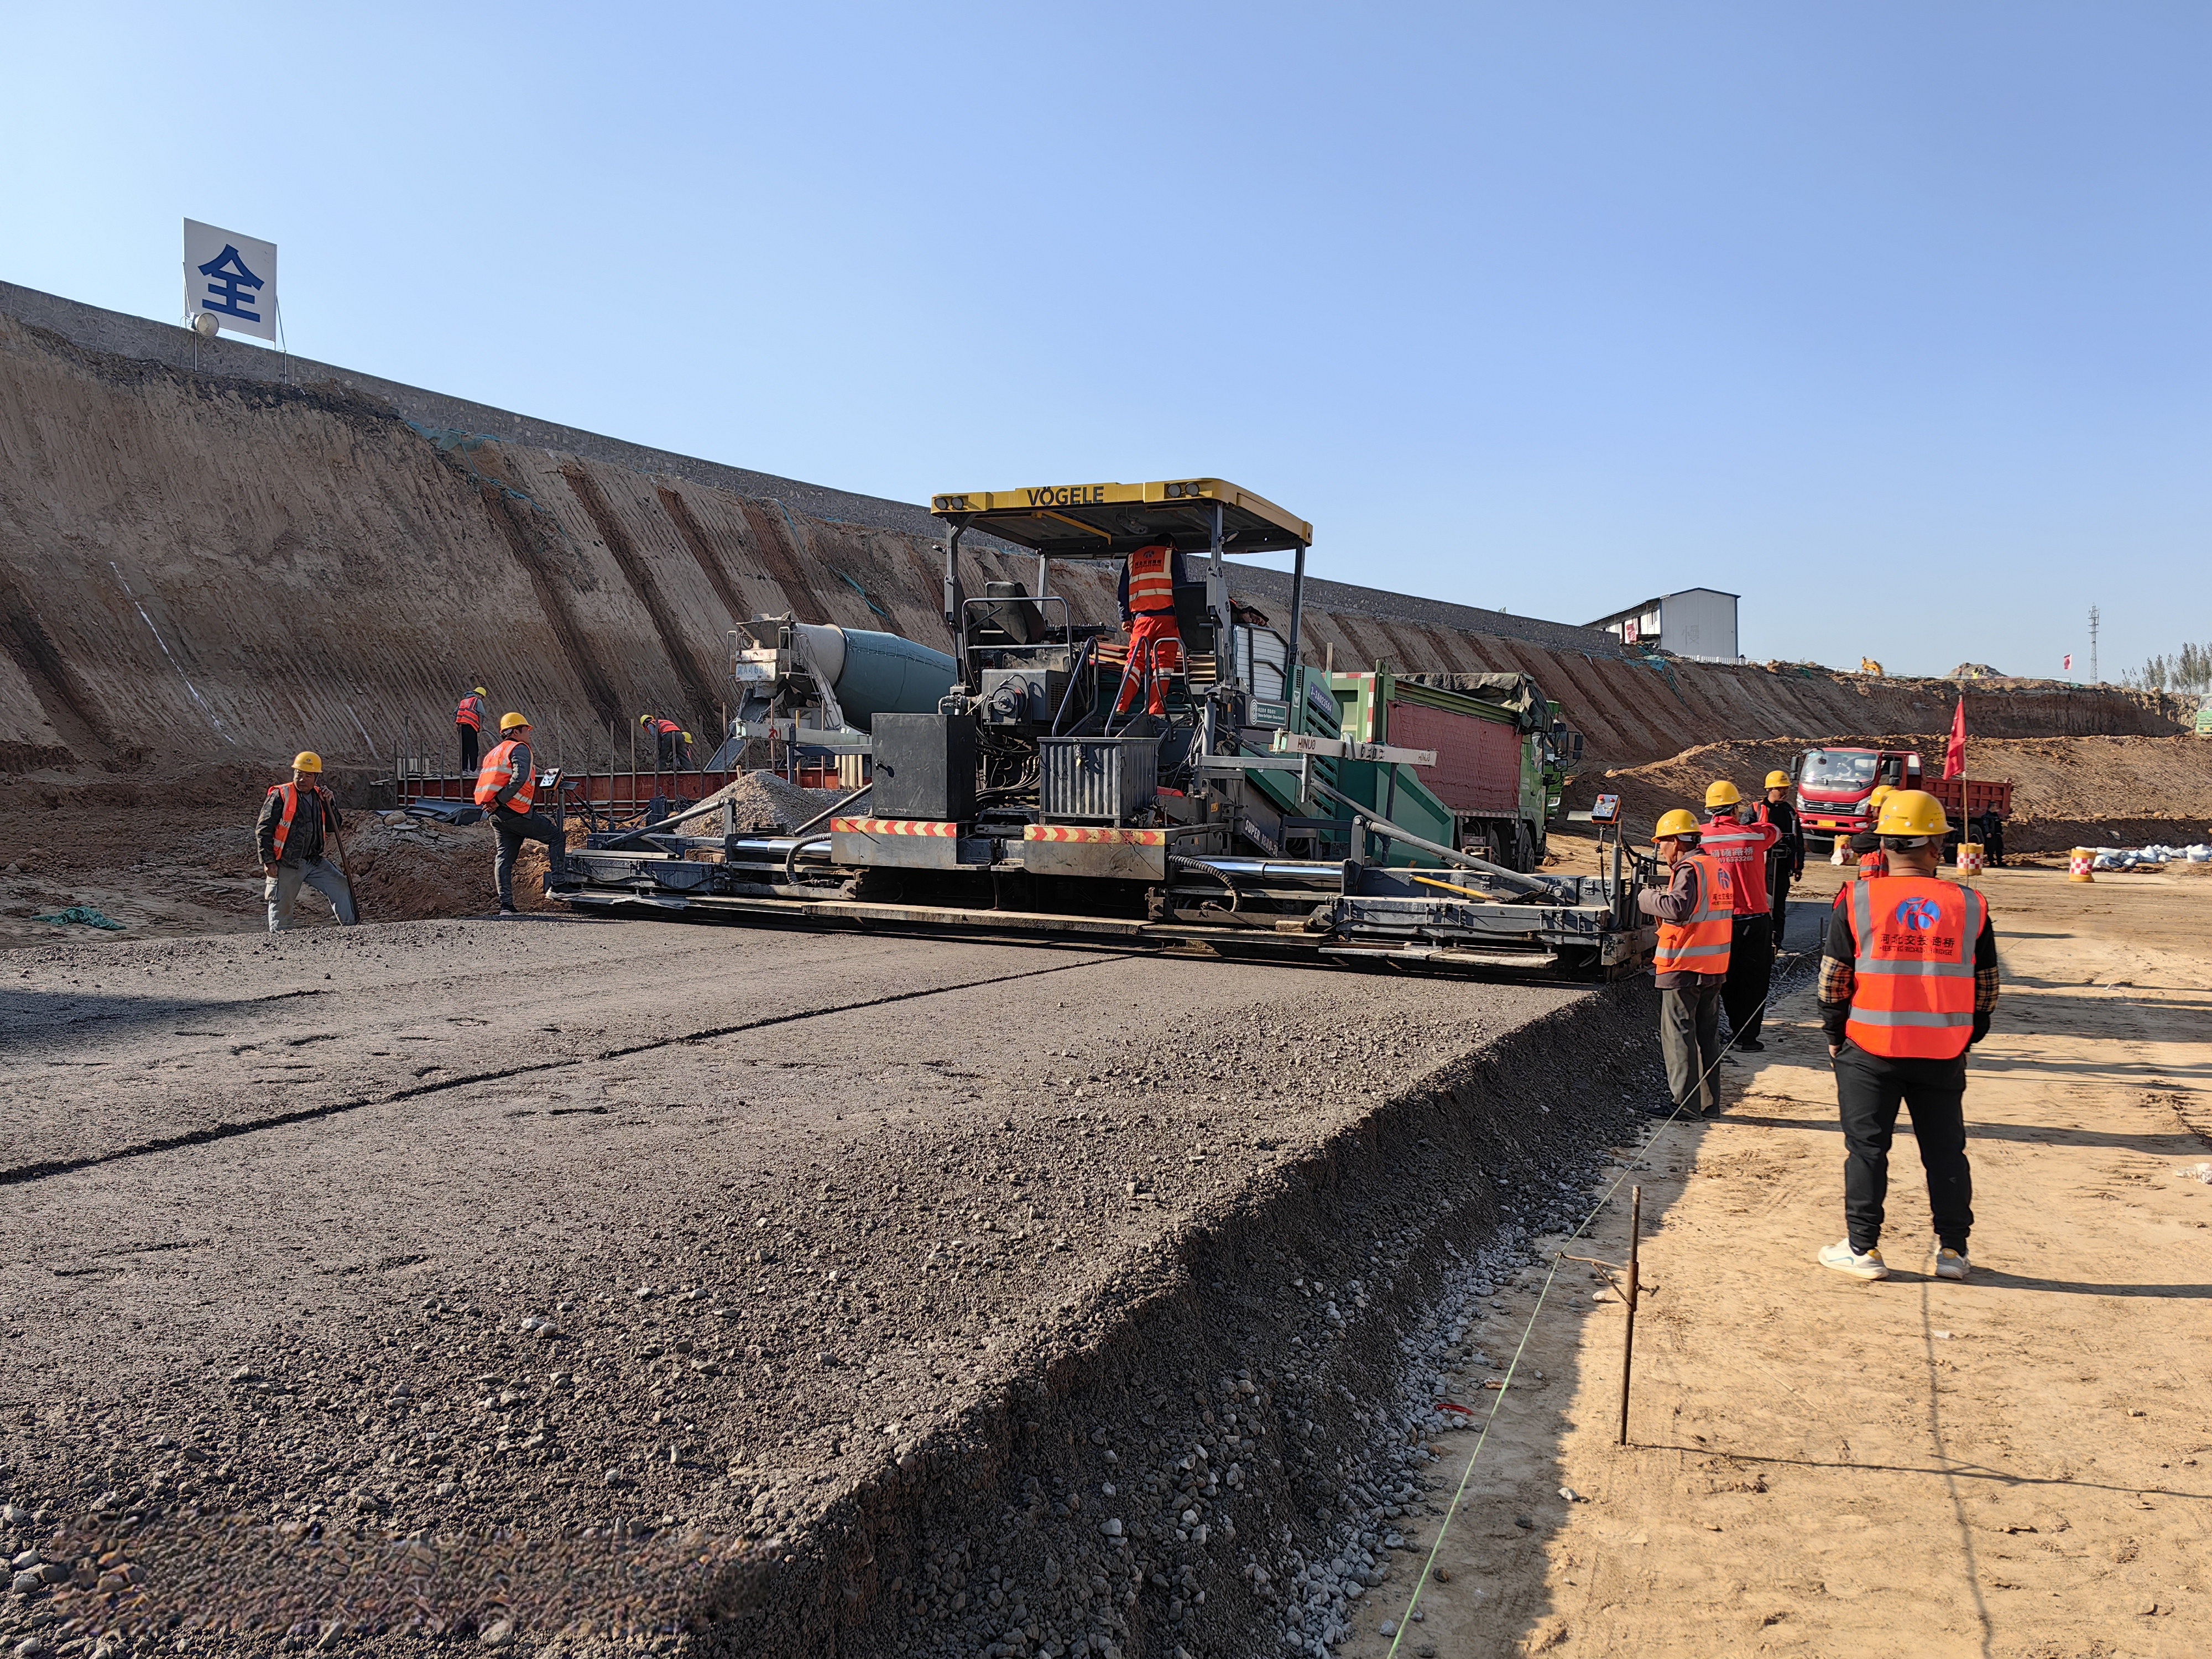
top-left (681, 731), bottom-right (692, 743)
top-left (1868, 784), bottom-right (1895, 808)
top-left (292, 751), bottom-right (322, 774)
top-left (499, 711), bottom-right (531, 732)
top-left (640, 713), bottom-right (655, 726)
top-left (1655, 808), bottom-right (1701, 839)
top-left (473, 686), bottom-right (487, 696)
top-left (1704, 779), bottom-right (1741, 809)
top-left (1875, 789), bottom-right (1950, 839)
top-left (1764, 770), bottom-right (1791, 790)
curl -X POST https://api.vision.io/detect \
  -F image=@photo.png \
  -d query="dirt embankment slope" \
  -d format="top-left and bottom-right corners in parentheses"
top-left (0, 301), bottom-right (2191, 810)
top-left (1589, 733), bottom-right (2212, 851)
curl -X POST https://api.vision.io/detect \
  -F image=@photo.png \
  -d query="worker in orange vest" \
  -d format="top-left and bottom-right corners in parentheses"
top-left (1700, 780), bottom-right (1782, 1052)
top-left (476, 713), bottom-right (572, 915)
top-left (1832, 785), bottom-right (1895, 912)
top-left (455, 686), bottom-right (489, 775)
top-left (1817, 790), bottom-right (1999, 1282)
top-left (255, 751), bottom-right (357, 932)
top-left (1752, 769), bottom-right (1804, 953)
top-left (1639, 808), bottom-right (1735, 1118)
top-left (640, 713), bottom-right (686, 770)
top-left (1113, 541), bottom-right (1192, 717)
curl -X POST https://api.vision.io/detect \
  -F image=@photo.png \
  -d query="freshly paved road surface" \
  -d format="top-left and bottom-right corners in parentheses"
top-left (0, 914), bottom-right (1585, 1646)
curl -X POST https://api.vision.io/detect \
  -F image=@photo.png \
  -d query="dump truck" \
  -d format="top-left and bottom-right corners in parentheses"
top-left (559, 477), bottom-right (1650, 974)
top-left (1794, 745), bottom-right (2013, 863)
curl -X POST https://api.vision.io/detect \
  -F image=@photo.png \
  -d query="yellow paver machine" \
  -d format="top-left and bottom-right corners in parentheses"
top-left (562, 479), bottom-right (1654, 974)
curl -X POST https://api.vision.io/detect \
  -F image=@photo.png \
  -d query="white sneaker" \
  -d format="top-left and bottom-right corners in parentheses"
top-left (1934, 1247), bottom-right (1970, 1280)
top-left (1818, 1239), bottom-right (1889, 1280)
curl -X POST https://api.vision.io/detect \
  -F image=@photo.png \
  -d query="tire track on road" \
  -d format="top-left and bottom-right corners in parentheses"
top-left (0, 954), bottom-right (1125, 1188)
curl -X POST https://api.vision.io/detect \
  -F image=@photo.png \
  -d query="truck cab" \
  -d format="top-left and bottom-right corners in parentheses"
top-left (1795, 746), bottom-right (1921, 843)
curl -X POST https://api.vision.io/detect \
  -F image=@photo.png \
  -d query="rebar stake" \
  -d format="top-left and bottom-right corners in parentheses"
top-left (1619, 1185), bottom-right (1641, 1446)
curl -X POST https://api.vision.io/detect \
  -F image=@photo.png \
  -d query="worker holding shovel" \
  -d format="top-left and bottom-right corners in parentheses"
top-left (255, 751), bottom-right (357, 932)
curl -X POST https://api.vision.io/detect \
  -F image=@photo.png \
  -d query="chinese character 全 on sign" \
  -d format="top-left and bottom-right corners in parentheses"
top-left (182, 219), bottom-right (279, 343)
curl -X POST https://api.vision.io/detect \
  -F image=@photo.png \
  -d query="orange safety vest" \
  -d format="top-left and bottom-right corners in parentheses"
top-left (265, 782), bottom-right (327, 861)
top-left (1125, 545), bottom-right (1176, 614)
top-left (649, 718), bottom-right (680, 738)
top-left (1698, 817), bottom-right (1773, 915)
top-left (455, 695), bottom-right (485, 731)
top-left (1858, 847), bottom-right (1888, 879)
top-left (1652, 852), bottom-right (1734, 977)
top-left (1844, 876), bottom-right (1984, 1060)
top-left (474, 739), bottom-right (535, 813)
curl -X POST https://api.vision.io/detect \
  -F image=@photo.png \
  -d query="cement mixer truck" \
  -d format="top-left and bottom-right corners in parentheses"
top-left (711, 614), bottom-right (958, 773)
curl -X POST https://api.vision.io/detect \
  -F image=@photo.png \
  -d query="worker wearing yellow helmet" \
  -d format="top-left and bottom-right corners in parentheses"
top-left (1638, 807), bottom-right (1734, 1119)
top-left (254, 749), bottom-right (357, 932)
top-left (474, 713), bottom-right (572, 914)
top-left (641, 712), bottom-right (686, 770)
top-left (1816, 789), bottom-right (2000, 1283)
top-left (1751, 768), bottom-right (1806, 961)
top-left (1700, 780), bottom-right (1783, 1053)
top-left (455, 685), bottom-right (491, 774)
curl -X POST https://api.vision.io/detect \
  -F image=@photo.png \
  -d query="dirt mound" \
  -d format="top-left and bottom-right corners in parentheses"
top-left (1589, 732), bottom-right (2212, 849)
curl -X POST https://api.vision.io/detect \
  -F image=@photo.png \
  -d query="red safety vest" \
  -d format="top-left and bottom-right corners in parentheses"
top-left (650, 718), bottom-right (680, 738)
top-left (474, 739), bottom-right (535, 813)
top-left (1652, 853), bottom-right (1734, 977)
top-left (455, 695), bottom-right (485, 731)
top-left (1698, 816), bottom-right (1775, 915)
top-left (265, 782), bottom-right (327, 861)
top-left (1125, 545), bottom-right (1176, 614)
top-left (1844, 877), bottom-right (1985, 1060)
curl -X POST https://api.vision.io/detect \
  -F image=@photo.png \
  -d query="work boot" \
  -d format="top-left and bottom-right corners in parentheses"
top-left (1736, 1038), bottom-right (1766, 1053)
top-left (1818, 1240), bottom-right (1888, 1281)
top-left (498, 901), bottom-right (519, 916)
top-left (1934, 1247), bottom-right (1971, 1281)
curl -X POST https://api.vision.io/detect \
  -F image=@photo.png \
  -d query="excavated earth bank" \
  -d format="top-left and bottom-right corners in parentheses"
top-left (0, 918), bottom-right (1650, 1657)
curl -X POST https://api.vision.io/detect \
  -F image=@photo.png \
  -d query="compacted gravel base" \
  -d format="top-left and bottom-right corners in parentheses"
top-left (0, 916), bottom-right (1652, 1656)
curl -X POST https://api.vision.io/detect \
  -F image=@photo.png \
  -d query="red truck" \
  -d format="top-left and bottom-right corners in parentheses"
top-left (1794, 747), bottom-right (2013, 863)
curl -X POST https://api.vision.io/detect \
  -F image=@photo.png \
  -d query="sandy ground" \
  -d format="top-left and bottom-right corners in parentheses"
top-left (1358, 859), bottom-right (2212, 1657)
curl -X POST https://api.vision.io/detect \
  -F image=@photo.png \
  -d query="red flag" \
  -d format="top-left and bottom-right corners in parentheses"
top-left (1943, 697), bottom-right (1967, 779)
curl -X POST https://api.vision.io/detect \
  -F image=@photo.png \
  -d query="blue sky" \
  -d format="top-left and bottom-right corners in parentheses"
top-left (6, 4), bottom-right (2206, 679)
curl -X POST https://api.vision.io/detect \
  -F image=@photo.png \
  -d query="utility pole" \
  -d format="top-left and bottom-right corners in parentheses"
top-left (2089, 606), bottom-right (2101, 684)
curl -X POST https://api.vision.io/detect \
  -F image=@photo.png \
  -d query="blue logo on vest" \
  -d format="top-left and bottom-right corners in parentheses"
top-left (1893, 896), bottom-right (1943, 932)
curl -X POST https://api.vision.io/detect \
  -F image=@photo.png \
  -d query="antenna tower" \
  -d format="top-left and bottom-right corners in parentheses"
top-left (2088, 606), bottom-right (2100, 684)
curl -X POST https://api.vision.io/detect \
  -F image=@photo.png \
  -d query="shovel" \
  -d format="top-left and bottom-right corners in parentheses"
top-left (327, 799), bottom-right (365, 925)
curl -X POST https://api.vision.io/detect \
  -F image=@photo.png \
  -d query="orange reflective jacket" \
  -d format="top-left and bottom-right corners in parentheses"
top-left (265, 782), bottom-right (327, 860)
top-left (474, 739), bottom-right (535, 813)
top-left (1844, 877), bottom-right (1984, 1060)
top-left (1125, 545), bottom-right (1176, 614)
top-left (455, 695), bottom-right (486, 731)
top-left (1653, 853), bottom-right (1734, 977)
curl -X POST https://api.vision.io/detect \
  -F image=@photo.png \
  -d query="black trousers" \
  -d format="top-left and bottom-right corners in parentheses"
top-left (1833, 1042), bottom-right (1973, 1254)
top-left (656, 734), bottom-right (678, 769)
top-left (457, 723), bottom-right (480, 775)
top-left (1722, 913), bottom-right (1772, 1041)
top-left (1659, 978), bottom-right (1726, 1113)
top-left (493, 808), bottom-right (569, 906)
top-left (1768, 867), bottom-right (1793, 956)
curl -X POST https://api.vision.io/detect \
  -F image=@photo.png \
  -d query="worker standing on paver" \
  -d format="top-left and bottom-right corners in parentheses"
top-left (256, 751), bottom-right (357, 932)
top-left (1639, 808), bottom-right (1734, 1118)
top-left (1700, 780), bottom-right (1782, 1052)
top-left (1113, 540), bottom-right (1192, 717)
top-left (1817, 790), bottom-right (1999, 1281)
top-left (455, 686), bottom-right (488, 775)
top-left (641, 714), bottom-right (684, 770)
top-left (1754, 769), bottom-right (1805, 953)
top-left (477, 713), bottom-right (571, 916)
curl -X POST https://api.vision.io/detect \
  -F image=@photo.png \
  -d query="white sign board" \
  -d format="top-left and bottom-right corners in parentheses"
top-left (182, 219), bottom-right (278, 342)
